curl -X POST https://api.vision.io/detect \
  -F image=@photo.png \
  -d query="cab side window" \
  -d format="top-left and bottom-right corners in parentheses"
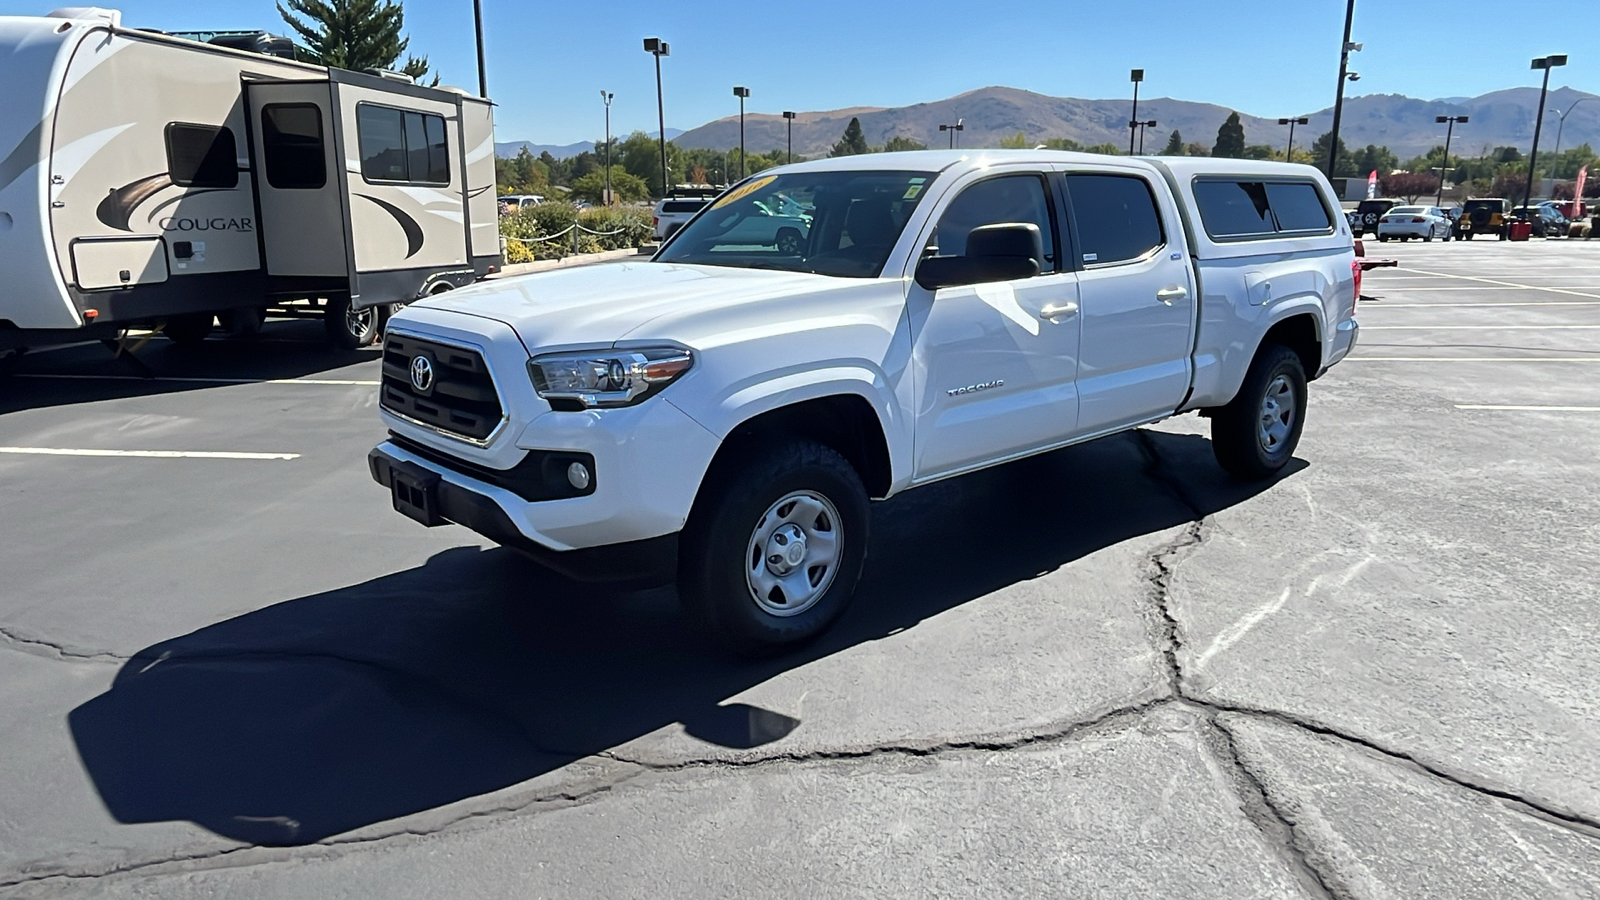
top-left (934, 174), bottom-right (1057, 274)
top-left (1064, 174), bottom-right (1164, 265)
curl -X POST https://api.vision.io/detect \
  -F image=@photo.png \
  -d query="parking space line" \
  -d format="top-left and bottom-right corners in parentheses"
top-left (1454, 405), bottom-right (1600, 412)
top-left (1399, 269), bottom-right (1600, 300)
top-left (0, 447), bottom-right (300, 460)
top-left (15, 374), bottom-right (379, 386)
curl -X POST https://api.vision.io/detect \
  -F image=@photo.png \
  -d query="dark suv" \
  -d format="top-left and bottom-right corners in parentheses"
top-left (1351, 199), bottom-right (1398, 238)
top-left (1455, 199), bottom-right (1510, 240)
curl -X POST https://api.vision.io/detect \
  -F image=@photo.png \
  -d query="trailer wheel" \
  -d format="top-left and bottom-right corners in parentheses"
top-left (220, 306), bottom-right (266, 337)
top-left (325, 294), bottom-right (379, 349)
top-left (163, 313), bottom-right (214, 347)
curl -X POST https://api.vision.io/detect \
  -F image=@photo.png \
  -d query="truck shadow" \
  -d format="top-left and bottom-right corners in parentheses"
top-left (0, 321), bottom-right (378, 415)
top-left (67, 428), bottom-right (1303, 846)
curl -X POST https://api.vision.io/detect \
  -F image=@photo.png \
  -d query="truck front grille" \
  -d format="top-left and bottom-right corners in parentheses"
top-left (380, 334), bottom-right (504, 442)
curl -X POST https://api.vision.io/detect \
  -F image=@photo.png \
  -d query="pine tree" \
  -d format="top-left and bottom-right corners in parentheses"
top-left (277, 0), bottom-right (433, 81)
top-left (1212, 112), bottom-right (1246, 159)
top-left (1161, 129), bottom-right (1184, 156)
top-left (831, 117), bottom-right (870, 157)
top-left (1310, 131), bottom-right (1356, 177)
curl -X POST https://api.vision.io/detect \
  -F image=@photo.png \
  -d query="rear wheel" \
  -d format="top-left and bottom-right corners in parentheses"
top-left (163, 313), bottom-right (214, 347)
top-left (324, 294), bottom-right (379, 349)
top-left (679, 440), bottom-right (869, 655)
top-left (1211, 344), bottom-right (1308, 481)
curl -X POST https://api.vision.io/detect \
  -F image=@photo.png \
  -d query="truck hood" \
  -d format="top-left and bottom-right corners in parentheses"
top-left (408, 261), bottom-right (861, 351)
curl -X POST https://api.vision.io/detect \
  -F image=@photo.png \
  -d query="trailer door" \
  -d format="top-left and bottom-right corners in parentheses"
top-left (245, 81), bottom-right (349, 278)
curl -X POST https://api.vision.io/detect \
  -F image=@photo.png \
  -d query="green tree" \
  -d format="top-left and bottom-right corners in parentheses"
top-left (569, 166), bottom-right (650, 204)
top-left (831, 117), bottom-right (870, 157)
top-left (1042, 137), bottom-right (1083, 152)
top-left (1084, 142), bottom-right (1122, 155)
top-left (1160, 130), bottom-right (1184, 156)
top-left (998, 131), bottom-right (1030, 149)
top-left (1352, 144), bottom-right (1398, 177)
top-left (1310, 131), bottom-right (1356, 177)
top-left (496, 147), bottom-right (548, 194)
top-left (883, 135), bottom-right (928, 152)
top-left (277, 0), bottom-right (433, 80)
top-left (618, 130), bottom-right (683, 196)
top-left (1212, 111), bottom-right (1246, 158)
top-left (1242, 144), bottom-right (1277, 160)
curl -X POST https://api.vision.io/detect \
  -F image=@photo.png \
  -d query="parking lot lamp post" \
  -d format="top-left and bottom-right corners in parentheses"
top-left (600, 90), bottom-right (613, 206)
top-left (1279, 116), bottom-right (1309, 160)
top-left (1325, 0), bottom-right (1360, 178)
top-left (1127, 68), bottom-right (1143, 155)
top-left (1435, 114), bottom-right (1467, 207)
top-left (472, 0), bottom-right (487, 97)
top-left (643, 38), bottom-right (671, 197)
top-left (939, 119), bottom-right (964, 149)
top-left (1136, 120), bottom-right (1157, 154)
top-left (782, 111), bottom-right (796, 163)
top-left (1524, 54), bottom-right (1568, 211)
top-left (733, 86), bottom-right (750, 179)
top-left (1551, 97), bottom-right (1589, 161)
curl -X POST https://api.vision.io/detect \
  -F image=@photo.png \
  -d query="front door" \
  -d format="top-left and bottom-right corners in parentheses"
top-left (1061, 171), bottom-right (1195, 434)
top-left (244, 81), bottom-right (348, 278)
top-left (909, 170), bottom-right (1082, 482)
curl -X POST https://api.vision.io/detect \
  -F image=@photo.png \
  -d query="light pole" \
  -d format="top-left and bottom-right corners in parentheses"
top-left (1325, 0), bottom-right (1361, 178)
top-left (1135, 120), bottom-right (1157, 154)
top-left (1279, 116), bottom-right (1309, 160)
top-left (1524, 54), bottom-right (1568, 211)
top-left (471, 0), bottom-right (487, 97)
top-left (1128, 68), bottom-right (1144, 155)
top-left (782, 111), bottom-right (796, 164)
top-left (1551, 97), bottom-right (1590, 161)
top-left (600, 90), bottom-right (613, 206)
top-left (643, 37), bottom-right (671, 198)
top-left (939, 119), bottom-right (964, 149)
top-left (733, 86), bottom-right (750, 179)
top-left (1435, 114), bottom-right (1467, 207)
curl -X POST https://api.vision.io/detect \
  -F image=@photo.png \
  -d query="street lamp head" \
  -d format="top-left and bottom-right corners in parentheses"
top-left (1436, 115), bottom-right (1449, 123)
top-left (643, 37), bottom-right (669, 56)
top-left (782, 111), bottom-right (796, 120)
top-left (1130, 68), bottom-right (1144, 83)
top-left (1531, 54), bottom-right (1567, 69)
top-left (1346, 72), bottom-right (1360, 82)
top-left (601, 90), bottom-right (613, 104)
top-left (733, 86), bottom-right (750, 98)
top-left (1344, 42), bottom-right (1362, 52)
top-left (1144, 120), bottom-right (1157, 128)
top-left (1457, 115), bottom-right (1469, 123)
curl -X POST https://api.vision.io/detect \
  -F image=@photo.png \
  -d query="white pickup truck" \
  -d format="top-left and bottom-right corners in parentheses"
top-left (370, 151), bottom-right (1359, 652)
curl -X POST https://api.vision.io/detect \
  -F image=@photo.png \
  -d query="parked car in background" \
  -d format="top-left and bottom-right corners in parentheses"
top-left (1454, 198), bottom-right (1510, 240)
top-left (1351, 198), bottom-right (1398, 238)
top-left (1513, 205), bottom-right (1567, 238)
top-left (500, 194), bottom-right (544, 214)
top-left (653, 197), bottom-right (712, 241)
top-left (1376, 205), bottom-right (1452, 242)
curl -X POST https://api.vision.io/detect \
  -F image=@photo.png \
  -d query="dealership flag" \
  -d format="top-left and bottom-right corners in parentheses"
top-left (1576, 165), bottom-right (1588, 205)
top-left (1366, 170), bottom-right (1378, 199)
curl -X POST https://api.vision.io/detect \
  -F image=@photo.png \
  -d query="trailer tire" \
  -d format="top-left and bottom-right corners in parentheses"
top-left (220, 306), bottom-right (266, 337)
top-left (163, 313), bottom-right (214, 347)
top-left (325, 294), bottom-right (379, 349)
top-left (1210, 344), bottom-right (1307, 481)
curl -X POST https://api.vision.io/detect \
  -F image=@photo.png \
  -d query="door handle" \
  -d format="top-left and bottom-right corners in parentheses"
top-left (1038, 301), bottom-right (1079, 321)
top-left (1156, 286), bottom-right (1189, 305)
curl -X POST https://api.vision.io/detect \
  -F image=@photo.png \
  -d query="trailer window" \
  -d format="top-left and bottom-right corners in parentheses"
top-left (260, 104), bottom-right (326, 190)
top-left (358, 104), bottom-right (450, 185)
top-left (165, 123), bottom-right (238, 188)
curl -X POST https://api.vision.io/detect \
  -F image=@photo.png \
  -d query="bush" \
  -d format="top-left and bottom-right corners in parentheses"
top-left (500, 203), bottom-right (654, 263)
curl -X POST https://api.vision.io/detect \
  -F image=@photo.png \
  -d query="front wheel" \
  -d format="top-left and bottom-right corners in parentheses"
top-left (1210, 344), bottom-right (1308, 481)
top-left (324, 294), bottom-right (379, 349)
top-left (679, 440), bottom-right (869, 655)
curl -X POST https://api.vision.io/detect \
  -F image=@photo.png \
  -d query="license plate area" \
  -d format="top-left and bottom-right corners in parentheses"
top-left (390, 461), bottom-right (445, 526)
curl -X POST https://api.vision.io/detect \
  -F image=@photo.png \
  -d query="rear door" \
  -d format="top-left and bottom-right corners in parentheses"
top-left (1060, 169), bottom-right (1195, 434)
top-left (245, 81), bottom-right (349, 277)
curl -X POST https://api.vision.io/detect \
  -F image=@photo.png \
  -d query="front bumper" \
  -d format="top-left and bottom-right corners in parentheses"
top-left (370, 443), bottom-right (678, 586)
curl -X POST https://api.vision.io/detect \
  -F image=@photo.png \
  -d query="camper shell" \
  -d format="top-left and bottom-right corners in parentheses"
top-left (0, 7), bottom-right (501, 351)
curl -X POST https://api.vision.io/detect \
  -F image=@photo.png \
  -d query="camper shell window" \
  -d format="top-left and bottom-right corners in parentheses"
top-left (165, 123), bottom-right (238, 188)
top-left (358, 104), bottom-right (450, 186)
top-left (1192, 177), bottom-right (1335, 240)
top-left (260, 104), bottom-right (326, 190)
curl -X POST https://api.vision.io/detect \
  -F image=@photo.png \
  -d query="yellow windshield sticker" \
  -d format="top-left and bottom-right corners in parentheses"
top-left (713, 175), bottom-right (777, 209)
top-left (903, 184), bottom-right (924, 200)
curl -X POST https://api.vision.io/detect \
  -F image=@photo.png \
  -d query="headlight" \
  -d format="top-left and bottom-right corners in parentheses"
top-left (528, 347), bottom-right (694, 409)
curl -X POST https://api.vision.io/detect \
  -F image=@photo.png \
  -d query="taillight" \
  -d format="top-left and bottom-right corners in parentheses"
top-left (652, 216), bottom-right (659, 226)
top-left (1351, 260), bottom-right (1363, 311)
top-left (1411, 216), bottom-right (1425, 223)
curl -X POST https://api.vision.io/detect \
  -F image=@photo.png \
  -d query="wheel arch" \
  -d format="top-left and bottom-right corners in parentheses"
top-left (705, 393), bottom-right (896, 500)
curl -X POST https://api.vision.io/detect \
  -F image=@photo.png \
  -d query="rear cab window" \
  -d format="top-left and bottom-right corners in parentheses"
top-left (1193, 177), bottom-right (1334, 240)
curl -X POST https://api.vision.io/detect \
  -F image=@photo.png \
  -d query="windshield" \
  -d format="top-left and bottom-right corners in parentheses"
top-left (654, 170), bottom-right (937, 278)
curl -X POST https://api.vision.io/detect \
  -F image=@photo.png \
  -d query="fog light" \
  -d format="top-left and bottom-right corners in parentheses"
top-left (566, 461), bottom-right (591, 490)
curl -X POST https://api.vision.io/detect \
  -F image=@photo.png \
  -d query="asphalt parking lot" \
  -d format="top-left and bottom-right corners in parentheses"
top-left (2, 239), bottom-right (1598, 898)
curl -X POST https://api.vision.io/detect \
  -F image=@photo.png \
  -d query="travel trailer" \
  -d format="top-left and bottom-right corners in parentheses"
top-left (0, 7), bottom-right (501, 355)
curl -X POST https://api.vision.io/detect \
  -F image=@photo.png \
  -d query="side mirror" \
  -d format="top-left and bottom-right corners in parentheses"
top-left (915, 222), bottom-right (1042, 291)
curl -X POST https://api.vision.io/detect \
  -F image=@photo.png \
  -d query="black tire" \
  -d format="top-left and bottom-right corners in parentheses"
top-left (679, 440), bottom-right (869, 655)
top-left (1210, 344), bottom-right (1308, 481)
top-left (219, 306), bottom-right (266, 337)
top-left (1377, 234), bottom-right (1389, 242)
top-left (163, 313), bottom-right (214, 346)
top-left (1466, 232), bottom-right (1475, 240)
top-left (324, 294), bottom-right (379, 349)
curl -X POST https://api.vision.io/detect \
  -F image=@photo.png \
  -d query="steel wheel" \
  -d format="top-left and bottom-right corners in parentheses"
top-left (745, 490), bottom-right (843, 617)
top-left (1258, 373), bottom-right (1296, 455)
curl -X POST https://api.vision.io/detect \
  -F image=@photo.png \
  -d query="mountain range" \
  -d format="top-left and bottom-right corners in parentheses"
top-left (501, 86), bottom-right (1599, 161)
top-left (494, 129), bottom-right (683, 160)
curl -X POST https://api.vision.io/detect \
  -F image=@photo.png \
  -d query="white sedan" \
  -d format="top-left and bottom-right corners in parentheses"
top-left (1376, 205), bottom-right (1452, 242)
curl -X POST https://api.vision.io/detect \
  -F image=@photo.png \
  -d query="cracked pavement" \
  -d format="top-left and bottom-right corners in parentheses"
top-left (2, 241), bottom-right (1600, 897)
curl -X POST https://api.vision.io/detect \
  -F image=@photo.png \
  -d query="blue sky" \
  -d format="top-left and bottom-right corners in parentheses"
top-left (5, 0), bottom-right (1594, 145)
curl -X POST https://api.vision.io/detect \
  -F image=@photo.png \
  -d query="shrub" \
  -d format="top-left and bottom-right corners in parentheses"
top-left (499, 203), bottom-right (654, 263)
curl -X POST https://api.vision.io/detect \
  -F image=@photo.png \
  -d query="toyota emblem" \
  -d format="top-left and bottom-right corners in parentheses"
top-left (409, 355), bottom-right (435, 392)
